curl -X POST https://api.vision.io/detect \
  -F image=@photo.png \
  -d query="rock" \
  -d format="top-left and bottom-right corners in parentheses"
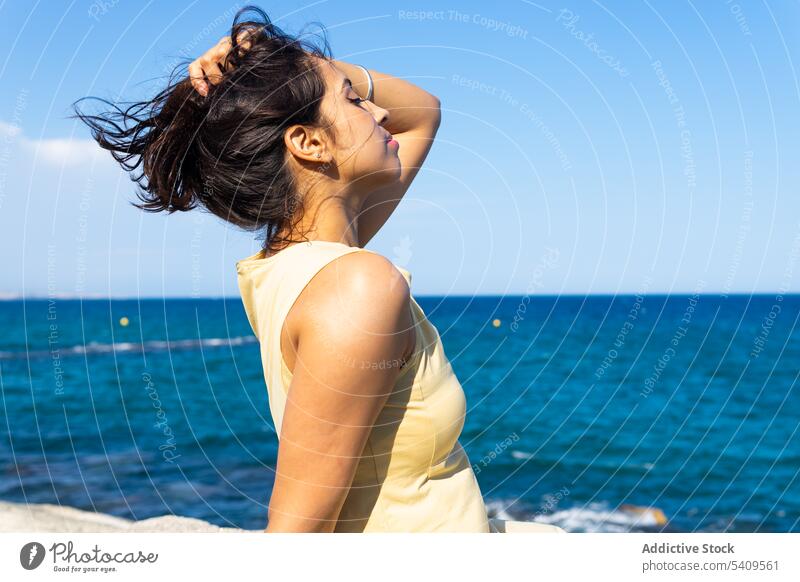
top-left (0, 501), bottom-right (247, 533)
top-left (488, 517), bottom-right (567, 533)
top-left (0, 501), bottom-right (566, 533)
top-left (127, 515), bottom-right (246, 533)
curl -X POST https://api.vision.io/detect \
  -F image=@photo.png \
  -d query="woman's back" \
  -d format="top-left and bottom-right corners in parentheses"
top-left (236, 239), bottom-right (491, 532)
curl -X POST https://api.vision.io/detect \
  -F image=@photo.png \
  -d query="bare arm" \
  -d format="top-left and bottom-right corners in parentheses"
top-left (187, 39), bottom-right (442, 249)
top-left (264, 252), bottom-right (412, 532)
top-left (331, 60), bottom-right (442, 247)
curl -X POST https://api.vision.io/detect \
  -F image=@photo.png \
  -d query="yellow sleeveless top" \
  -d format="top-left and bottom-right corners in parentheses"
top-left (235, 239), bottom-right (491, 532)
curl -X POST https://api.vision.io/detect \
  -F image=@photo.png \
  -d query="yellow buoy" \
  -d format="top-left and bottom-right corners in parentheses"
top-left (492, 318), bottom-right (501, 328)
top-left (620, 504), bottom-right (668, 526)
top-left (119, 317), bottom-right (129, 327)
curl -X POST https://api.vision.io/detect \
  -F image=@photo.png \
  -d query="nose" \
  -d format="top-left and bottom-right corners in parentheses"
top-left (371, 102), bottom-right (389, 126)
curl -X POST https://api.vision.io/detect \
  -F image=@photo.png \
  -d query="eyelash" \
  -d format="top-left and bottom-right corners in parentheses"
top-left (349, 97), bottom-right (366, 106)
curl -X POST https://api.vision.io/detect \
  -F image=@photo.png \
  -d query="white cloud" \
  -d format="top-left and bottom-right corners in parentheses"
top-left (32, 138), bottom-right (104, 166)
top-left (0, 120), bottom-right (105, 167)
top-left (0, 121), bottom-right (22, 138)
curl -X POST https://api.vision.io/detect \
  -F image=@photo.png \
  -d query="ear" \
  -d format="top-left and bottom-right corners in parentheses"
top-left (284, 124), bottom-right (329, 163)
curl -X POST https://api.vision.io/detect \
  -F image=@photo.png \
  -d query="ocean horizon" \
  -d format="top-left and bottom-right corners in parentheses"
top-left (3, 292), bottom-right (781, 300)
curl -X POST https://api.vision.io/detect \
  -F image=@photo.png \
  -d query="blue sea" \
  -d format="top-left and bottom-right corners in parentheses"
top-left (1, 294), bottom-right (798, 532)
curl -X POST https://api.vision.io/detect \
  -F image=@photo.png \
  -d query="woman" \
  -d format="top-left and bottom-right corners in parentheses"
top-left (77, 6), bottom-right (564, 534)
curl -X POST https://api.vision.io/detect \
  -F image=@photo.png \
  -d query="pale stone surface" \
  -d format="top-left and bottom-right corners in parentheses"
top-left (0, 501), bottom-right (246, 533)
top-left (488, 517), bottom-right (567, 533)
top-left (0, 501), bottom-right (566, 533)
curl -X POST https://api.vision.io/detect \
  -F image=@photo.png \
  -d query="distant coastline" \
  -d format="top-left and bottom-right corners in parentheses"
top-left (2, 292), bottom-right (794, 301)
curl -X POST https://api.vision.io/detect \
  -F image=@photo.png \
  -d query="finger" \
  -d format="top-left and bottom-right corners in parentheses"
top-left (198, 37), bottom-right (231, 75)
top-left (193, 37), bottom-right (228, 74)
top-left (211, 36), bottom-right (231, 59)
top-left (234, 29), bottom-right (254, 51)
top-left (202, 59), bottom-right (224, 86)
top-left (188, 61), bottom-right (208, 96)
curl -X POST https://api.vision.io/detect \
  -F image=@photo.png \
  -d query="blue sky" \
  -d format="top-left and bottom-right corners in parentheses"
top-left (1, 0), bottom-right (798, 297)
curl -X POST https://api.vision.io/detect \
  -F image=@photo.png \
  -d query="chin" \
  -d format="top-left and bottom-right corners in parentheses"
top-left (370, 160), bottom-right (402, 184)
top-left (386, 161), bottom-right (402, 182)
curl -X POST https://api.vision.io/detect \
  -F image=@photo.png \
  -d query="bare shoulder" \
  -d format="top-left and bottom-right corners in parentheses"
top-left (284, 251), bottom-right (414, 386)
top-left (296, 250), bottom-right (411, 326)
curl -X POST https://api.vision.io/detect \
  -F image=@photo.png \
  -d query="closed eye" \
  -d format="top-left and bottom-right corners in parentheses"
top-left (348, 96), bottom-right (366, 107)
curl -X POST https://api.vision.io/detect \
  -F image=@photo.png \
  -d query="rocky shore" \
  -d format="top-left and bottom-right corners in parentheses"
top-left (0, 500), bottom-right (565, 533)
top-left (0, 501), bottom-right (246, 533)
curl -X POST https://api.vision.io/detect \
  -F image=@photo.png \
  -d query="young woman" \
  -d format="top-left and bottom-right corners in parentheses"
top-left (77, 6), bottom-right (564, 534)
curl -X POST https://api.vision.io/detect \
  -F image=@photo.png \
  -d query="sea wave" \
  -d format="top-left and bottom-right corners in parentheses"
top-left (0, 336), bottom-right (258, 361)
top-left (485, 498), bottom-right (671, 532)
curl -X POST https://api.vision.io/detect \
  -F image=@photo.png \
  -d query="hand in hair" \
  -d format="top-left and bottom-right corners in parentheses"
top-left (73, 5), bottom-right (334, 239)
top-left (189, 30), bottom-right (255, 96)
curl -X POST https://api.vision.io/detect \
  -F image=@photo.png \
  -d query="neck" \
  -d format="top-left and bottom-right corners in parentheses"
top-left (289, 182), bottom-right (367, 247)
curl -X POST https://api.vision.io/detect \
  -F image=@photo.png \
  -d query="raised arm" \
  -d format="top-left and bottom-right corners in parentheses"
top-left (188, 40), bottom-right (441, 248)
top-left (330, 60), bottom-right (441, 247)
top-left (265, 252), bottom-right (412, 532)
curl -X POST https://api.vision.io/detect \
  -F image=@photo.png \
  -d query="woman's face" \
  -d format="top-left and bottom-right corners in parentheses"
top-left (314, 57), bottom-right (401, 189)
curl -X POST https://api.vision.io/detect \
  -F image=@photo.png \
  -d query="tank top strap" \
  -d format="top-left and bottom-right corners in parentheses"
top-left (271, 241), bottom-right (371, 338)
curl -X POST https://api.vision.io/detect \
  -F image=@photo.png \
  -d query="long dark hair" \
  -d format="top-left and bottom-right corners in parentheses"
top-left (74, 5), bottom-right (333, 253)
